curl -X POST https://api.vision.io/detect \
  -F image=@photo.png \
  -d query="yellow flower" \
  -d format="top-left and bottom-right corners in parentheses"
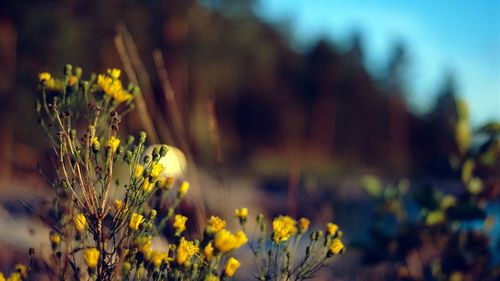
top-left (0, 272), bottom-right (5, 281)
top-left (178, 181), bottom-right (190, 197)
top-left (173, 214), bottom-right (188, 234)
top-left (440, 195), bottom-right (457, 210)
top-left (299, 217), bottom-right (310, 233)
top-left (15, 265), bottom-right (27, 279)
top-left (176, 237), bottom-right (199, 265)
top-left (206, 216), bottom-right (226, 234)
top-left (272, 215), bottom-right (297, 243)
top-left (68, 75), bottom-right (78, 87)
top-left (74, 213), bottom-right (87, 232)
top-left (83, 248), bottom-right (100, 268)
top-left (114, 199), bottom-right (123, 210)
top-left (327, 223), bottom-right (339, 236)
top-left (214, 229), bottom-right (248, 253)
top-left (150, 163), bottom-right (165, 178)
top-left (135, 164), bottom-right (144, 179)
top-left (142, 178), bottom-right (155, 193)
top-left (150, 251), bottom-right (168, 268)
top-left (107, 136), bottom-right (120, 153)
top-left (97, 73), bottom-right (133, 103)
top-left (129, 213), bottom-right (145, 231)
top-left (204, 274), bottom-right (219, 281)
top-left (329, 238), bottom-right (344, 255)
top-left (39, 72), bottom-right (51, 82)
top-left (224, 257), bottom-right (241, 277)
top-left (203, 242), bottom-right (214, 260)
top-left (6, 273), bottom-right (20, 281)
top-left (92, 136), bottom-right (100, 151)
top-left (234, 208), bottom-right (248, 220)
top-left (134, 236), bottom-right (152, 253)
top-left (49, 231), bottom-right (61, 245)
top-left (426, 210), bottom-right (445, 226)
top-left (107, 68), bottom-right (121, 79)
top-left (449, 271), bottom-right (463, 281)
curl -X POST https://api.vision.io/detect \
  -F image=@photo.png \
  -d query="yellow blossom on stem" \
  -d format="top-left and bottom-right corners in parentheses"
top-left (49, 231), bottom-right (61, 245)
top-left (83, 248), bottom-right (100, 268)
top-left (39, 72), bottom-right (52, 83)
top-left (272, 215), bottom-right (297, 243)
top-left (6, 272), bottom-right (21, 281)
top-left (327, 223), bottom-right (339, 236)
top-left (206, 216), bottom-right (226, 234)
top-left (97, 73), bottom-right (133, 103)
top-left (107, 136), bottom-right (120, 153)
top-left (176, 237), bottom-right (199, 265)
top-left (299, 217), bottom-right (310, 233)
top-left (173, 214), bottom-right (188, 234)
top-left (150, 251), bottom-right (168, 268)
top-left (204, 274), bottom-right (219, 281)
top-left (134, 236), bottom-right (152, 253)
top-left (114, 199), bottom-right (123, 210)
top-left (235, 208), bottom-right (248, 220)
top-left (107, 68), bottom-right (121, 79)
top-left (91, 136), bottom-right (100, 151)
top-left (129, 213), bottom-right (145, 231)
top-left (178, 181), bottom-right (190, 197)
top-left (203, 242), bottom-right (214, 260)
top-left (15, 265), bottom-right (27, 279)
top-left (74, 213), bottom-right (87, 232)
top-left (134, 164), bottom-right (144, 179)
top-left (224, 257), bottom-right (241, 277)
top-left (68, 75), bottom-right (78, 87)
top-left (329, 238), bottom-right (344, 255)
top-left (142, 178), bottom-right (155, 193)
top-left (426, 210), bottom-right (445, 226)
top-left (150, 163), bottom-right (165, 178)
top-left (214, 229), bottom-right (248, 253)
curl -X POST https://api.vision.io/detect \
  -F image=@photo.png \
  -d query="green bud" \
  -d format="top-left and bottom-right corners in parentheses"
top-left (160, 145), bottom-right (168, 157)
top-left (82, 81), bottom-right (89, 92)
top-left (149, 209), bottom-right (157, 219)
top-left (139, 131), bottom-right (147, 144)
top-left (122, 261), bottom-right (131, 273)
top-left (74, 66), bottom-right (82, 78)
top-left (126, 135), bottom-right (135, 146)
top-left (64, 64), bottom-right (72, 76)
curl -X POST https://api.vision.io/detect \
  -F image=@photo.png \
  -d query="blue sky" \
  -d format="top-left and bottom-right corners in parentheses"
top-left (255, 0), bottom-right (500, 126)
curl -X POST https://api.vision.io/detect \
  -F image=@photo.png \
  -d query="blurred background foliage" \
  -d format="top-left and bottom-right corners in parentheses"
top-left (0, 0), bottom-right (498, 280)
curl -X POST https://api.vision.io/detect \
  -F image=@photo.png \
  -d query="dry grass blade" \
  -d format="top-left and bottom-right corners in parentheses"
top-left (152, 49), bottom-right (207, 231)
top-left (114, 24), bottom-right (159, 144)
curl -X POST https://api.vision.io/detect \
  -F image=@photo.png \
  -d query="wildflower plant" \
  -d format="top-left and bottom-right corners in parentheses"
top-left (360, 116), bottom-right (500, 280)
top-left (11, 65), bottom-right (345, 281)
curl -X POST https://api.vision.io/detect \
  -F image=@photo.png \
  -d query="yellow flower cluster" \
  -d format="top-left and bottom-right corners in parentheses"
top-left (272, 215), bottom-right (298, 243)
top-left (234, 208), bottom-right (248, 220)
top-left (129, 213), bottom-right (145, 231)
top-left (83, 248), bottom-right (100, 268)
top-left (206, 216), bottom-right (227, 234)
top-left (173, 214), bottom-right (188, 234)
top-left (176, 237), bottom-right (199, 265)
top-left (106, 136), bottom-right (120, 153)
top-left (97, 69), bottom-right (133, 103)
top-left (299, 217), bottom-right (310, 233)
top-left (74, 213), bottom-right (87, 232)
top-left (224, 257), bottom-right (241, 277)
top-left (214, 229), bottom-right (248, 253)
top-left (329, 238), bottom-right (344, 255)
top-left (0, 264), bottom-right (27, 281)
top-left (38, 72), bottom-right (60, 90)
